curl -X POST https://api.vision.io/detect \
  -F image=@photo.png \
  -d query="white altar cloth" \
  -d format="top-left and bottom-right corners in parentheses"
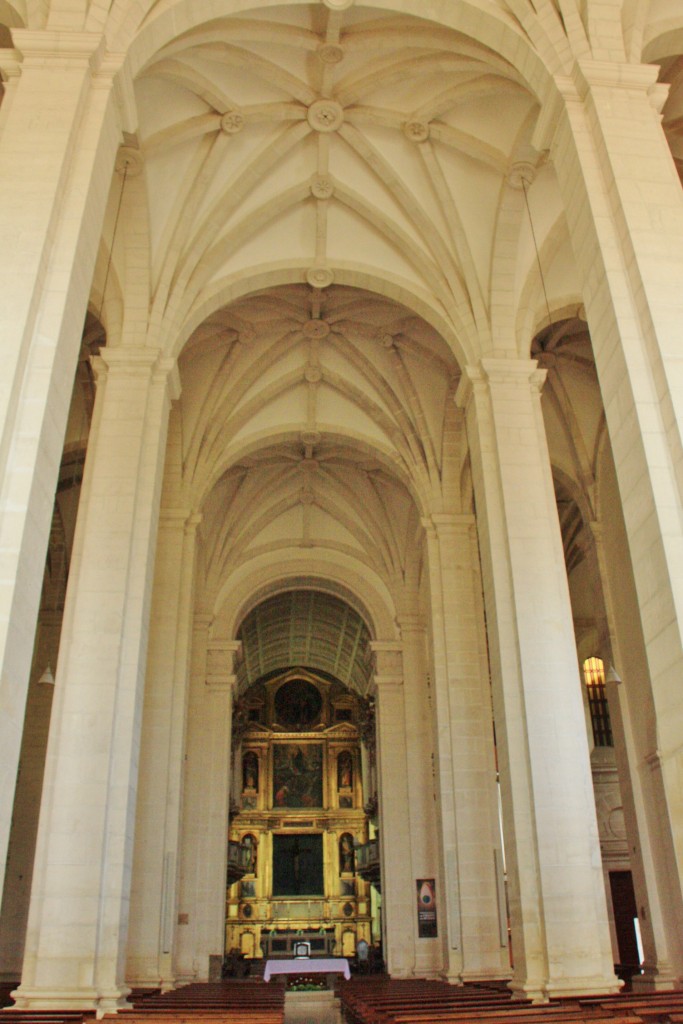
top-left (263, 957), bottom-right (351, 982)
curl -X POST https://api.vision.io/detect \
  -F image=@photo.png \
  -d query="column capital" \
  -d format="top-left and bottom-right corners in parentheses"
top-left (93, 349), bottom-right (181, 399)
top-left (193, 613), bottom-right (214, 633)
top-left (396, 613), bottom-right (427, 637)
top-left (424, 512), bottom-right (475, 536)
top-left (0, 49), bottom-right (21, 81)
top-left (206, 675), bottom-right (238, 694)
top-left (12, 30), bottom-right (106, 70)
top-left (563, 60), bottom-right (670, 119)
top-left (369, 640), bottom-right (403, 682)
top-left (206, 639), bottom-right (242, 689)
top-left (371, 675), bottom-right (403, 693)
top-left (572, 58), bottom-right (663, 99)
top-left (455, 359), bottom-right (546, 409)
top-left (159, 508), bottom-right (203, 533)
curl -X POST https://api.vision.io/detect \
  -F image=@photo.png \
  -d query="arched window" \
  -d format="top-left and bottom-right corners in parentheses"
top-left (582, 657), bottom-right (613, 747)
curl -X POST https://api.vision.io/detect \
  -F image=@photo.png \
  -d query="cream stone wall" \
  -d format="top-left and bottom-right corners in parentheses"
top-left (1, 0), bottom-right (683, 1010)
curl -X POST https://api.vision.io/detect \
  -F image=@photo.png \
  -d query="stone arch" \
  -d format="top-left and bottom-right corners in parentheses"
top-left (169, 266), bottom-right (470, 369)
top-left (0, 0), bottom-right (24, 29)
top-left (214, 560), bottom-right (397, 645)
top-left (643, 25), bottom-right (683, 64)
top-left (192, 428), bottom-right (426, 524)
top-left (108, 0), bottom-right (554, 106)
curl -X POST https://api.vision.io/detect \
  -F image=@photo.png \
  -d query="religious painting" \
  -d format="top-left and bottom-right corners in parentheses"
top-left (272, 833), bottom-right (324, 896)
top-left (272, 743), bottom-right (323, 808)
top-left (274, 679), bottom-right (322, 729)
top-left (416, 878), bottom-right (438, 938)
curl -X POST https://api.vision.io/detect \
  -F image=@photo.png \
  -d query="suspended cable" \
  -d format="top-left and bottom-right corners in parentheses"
top-left (520, 174), bottom-right (553, 330)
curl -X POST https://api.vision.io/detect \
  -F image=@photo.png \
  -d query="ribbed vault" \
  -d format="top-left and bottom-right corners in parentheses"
top-left (130, 5), bottom-right (540, 358)
top-left (236, 589), bottom-right (371, 694)
top-left (180, 284), bottom-right (464, 611)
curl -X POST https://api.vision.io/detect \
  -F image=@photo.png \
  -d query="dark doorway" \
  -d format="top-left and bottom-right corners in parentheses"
top-left (609, 870), bottom-right (640, 979)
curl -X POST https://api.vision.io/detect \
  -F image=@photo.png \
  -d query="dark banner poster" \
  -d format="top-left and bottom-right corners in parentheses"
top-left (416, 878), bottom-right (438, 937)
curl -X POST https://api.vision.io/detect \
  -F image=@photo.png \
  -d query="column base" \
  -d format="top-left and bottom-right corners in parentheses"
top-left (509, 973), bottom-right (622, 1002)
top-left (461, 968), bottom-right (513, 983)
top-left (438, 969), bottom-right (464, 985)
top-left (10, 986), bottom-right (132, 1015)
top-left (631, 962), bottom-right (678, 992)
top-left (508, 979), bottom-right (550, 1004)
top-left (389, 968), bottom-right (412, 979)
top-left (544, 975), bottom-right (622, 999)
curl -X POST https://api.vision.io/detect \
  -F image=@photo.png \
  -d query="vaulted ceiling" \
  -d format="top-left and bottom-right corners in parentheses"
top-left (236, 589), bottom-right (371, 694)
top-left (132, 6), bottom-right (539, 358)
top-left (177, 284), bottom-right (464, 610)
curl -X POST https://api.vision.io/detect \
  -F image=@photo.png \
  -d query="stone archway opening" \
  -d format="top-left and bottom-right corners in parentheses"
top-left (226, 589), bottom-right (382, 972)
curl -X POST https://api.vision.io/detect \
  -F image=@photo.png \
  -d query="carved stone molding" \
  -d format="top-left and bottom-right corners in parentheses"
top-left (403, 120), bottom-right (430, 143)
top-left (302, 318), bottom-right (331, 339)
top-left (307, 99), bottom-right (344, 133)
top-left (310, 174), bottom-right (335, 199)
top-left (206, 640), bottom-right (242, 690)
top-left (317, 43), bottom-right (344, 64)
top-left (115, 146), bottom-right (143, 177)
top-left (221, 109), bottom-right (245, 134)
top-left (306, 265), bottom-right (334, 288)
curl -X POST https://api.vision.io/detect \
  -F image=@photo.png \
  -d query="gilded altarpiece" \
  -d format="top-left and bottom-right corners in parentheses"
top-left (226, 670), bottom-right (373, 959)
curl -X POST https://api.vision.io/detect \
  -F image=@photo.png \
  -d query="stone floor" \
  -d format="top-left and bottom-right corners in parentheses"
top-left (284, 990), bottom-right (341, 1024)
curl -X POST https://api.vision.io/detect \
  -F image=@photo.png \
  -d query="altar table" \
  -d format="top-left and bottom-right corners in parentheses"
top-left (263, 957), bottom-right (351, 982)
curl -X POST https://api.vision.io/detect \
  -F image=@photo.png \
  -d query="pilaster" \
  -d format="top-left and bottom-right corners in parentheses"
top-left (457, 358), bottom-right (619, 1000)
top-left (395, 614), bottom-right (441, 977)
top-left (370, 641), bottom-right (414, 977)
top-left (127, 510), bottom-right (202, 990)
top-left (0, 30), bottom-right (120, 898)
top-left (14, 349), bottom-right (179, 1011)
top-left (422, 513), bottom-right (510, 983)
top-left (551, 60), bottom-right (683, 977)
top-left (176, 629), bottom-right (241, 981)
top-left (589, 524), bottom-right (676, 990)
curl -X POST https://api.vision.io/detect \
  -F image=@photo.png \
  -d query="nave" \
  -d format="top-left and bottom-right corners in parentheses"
top-left (4, 977), bottom-right (683, 1024)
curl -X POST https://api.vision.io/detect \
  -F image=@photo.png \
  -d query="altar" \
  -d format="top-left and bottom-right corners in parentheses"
top-left (263, 957), bottom-right (351, 983)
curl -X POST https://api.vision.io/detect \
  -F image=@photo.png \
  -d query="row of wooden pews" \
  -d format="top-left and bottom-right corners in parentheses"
top-left (338, 979), bottom-right (683, 1024)
top-left (109, 981), bottom-right (285, 1024)
top-left (0, 980), bottom-right (284, 1024)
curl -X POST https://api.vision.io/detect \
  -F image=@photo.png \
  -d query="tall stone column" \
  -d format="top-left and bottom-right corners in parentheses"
top-left (0, 30), bottom-right (120, 896)
top-left (550, 62), bottom-right (683, 975)
top-left (127, 510), bottom-right (202, 989)
top-left (370, 642), bottom-right (414, 977)
top-left (176, 634), bottom-right (240, 981)
top-left (589, 519), bottom-right (677, 990)
top-left (14, 349), bottom-right (179, 1012)
top-left (457, 359), bottom-right (619, 1000)
top-left (395, 615), bottom-right (440, 977)
top-left (422, 515), bottom-right (510, 983)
